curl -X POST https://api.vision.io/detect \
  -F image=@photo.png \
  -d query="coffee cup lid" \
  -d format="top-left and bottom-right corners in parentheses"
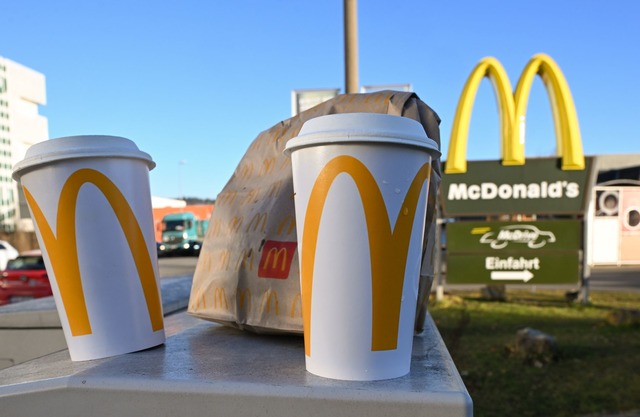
top-left (13, 135), bottom-right (155, 180)
top-left (284, 113), bottom-right (440, 156)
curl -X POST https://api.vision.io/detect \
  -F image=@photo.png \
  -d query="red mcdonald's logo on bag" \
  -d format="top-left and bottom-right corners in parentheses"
top-left (258, 240), bottom-right (297, 279)
top-left (302, 155), bottom-right (431, 356)
top-left (23, 168), bottom-right (164, 337)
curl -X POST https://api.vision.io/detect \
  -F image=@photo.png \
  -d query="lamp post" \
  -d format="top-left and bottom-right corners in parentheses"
top-left (344, 0), bottom-right (359, 94)
top-left (178, 160), bottom-right (187, 200)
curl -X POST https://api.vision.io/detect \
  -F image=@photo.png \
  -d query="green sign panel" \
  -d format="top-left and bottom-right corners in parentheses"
top-left (447, 252), bottom-right (580, 285)
top-left (441, 157), bottom-right (594, 216)
top-left (446, 220), bottom-right (582, 285)
top-left (448, 220), bottom-right (582, 252)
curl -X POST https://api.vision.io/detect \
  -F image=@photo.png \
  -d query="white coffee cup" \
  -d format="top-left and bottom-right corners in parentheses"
top-left (12, 135), bottom-right (165, 361)
top-left (285, 113), bottom-right (440, 381)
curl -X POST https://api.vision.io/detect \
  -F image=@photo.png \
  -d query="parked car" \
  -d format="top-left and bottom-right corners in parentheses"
top-left (0, 250), bottom-right (51, 305)
top-left (0, 240), bottom-right (19, 271)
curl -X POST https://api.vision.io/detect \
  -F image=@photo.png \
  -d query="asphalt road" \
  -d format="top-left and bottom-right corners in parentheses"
top-left (158, 256), bottom-right (199, 278)
top-left (588, 266), bottom-right (640, 292)
top-left (157, 256), bottom-right (640, 292)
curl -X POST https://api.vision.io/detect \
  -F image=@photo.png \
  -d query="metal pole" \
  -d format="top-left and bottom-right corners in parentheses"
top-left (344, 0), bottom-right (359, 94)
top-left (178, 160), bottom-right (187, 199)
top-left (435, 210), bottom-right (445, 302)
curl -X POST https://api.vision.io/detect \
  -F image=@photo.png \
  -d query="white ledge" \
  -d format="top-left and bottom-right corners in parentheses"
top-left (0, 310), bottom-right (472, 417)
top-left (0, 276), bottom-right (193, 370)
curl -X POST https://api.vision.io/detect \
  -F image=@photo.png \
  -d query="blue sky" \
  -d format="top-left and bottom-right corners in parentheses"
top-left (2, 0), bottom-right (639, 199)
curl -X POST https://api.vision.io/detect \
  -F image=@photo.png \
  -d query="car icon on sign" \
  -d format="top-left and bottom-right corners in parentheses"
top-left (479, 224), bottom-right (556, 249)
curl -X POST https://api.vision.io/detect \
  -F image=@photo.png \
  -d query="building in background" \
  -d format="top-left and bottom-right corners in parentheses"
top-left (588, 154), bottom-right (640, 266)
top-left (0, 57), bottom-right (48, 239)
top-left (291, 85), bottom-right (412, 117)
top-left (360, 84), bottom-right (412, 93)
top-left (291, 88), bottom-right (340, 116)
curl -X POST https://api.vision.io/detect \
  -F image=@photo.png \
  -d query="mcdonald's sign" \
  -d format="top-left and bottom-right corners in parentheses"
top-left (258, 240), bottom-right (297, 279)
top-left (23, 168), bottom-right (164, 337)
top-left (447, 54), bottom-right (584, 173)
top-left (442, 54), bottom-right (594, 216)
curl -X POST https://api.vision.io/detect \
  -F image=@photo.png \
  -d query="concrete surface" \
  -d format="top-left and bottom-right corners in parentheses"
top-left (0, 311), bottom-right (472, 417)
top-left (0, 276), bottom-right (192, 369)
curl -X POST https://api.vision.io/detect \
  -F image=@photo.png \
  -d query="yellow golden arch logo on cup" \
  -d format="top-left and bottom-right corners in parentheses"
top-left (302, 155), bottom-right (431, 356)
top-left (446, 53), bottom-right (585, 174)
top-left (23, 168), bottom-right (164, 337)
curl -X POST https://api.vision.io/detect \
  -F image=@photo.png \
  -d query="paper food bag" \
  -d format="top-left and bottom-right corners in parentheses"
top-left (188, 91), bottom-right (441, 334)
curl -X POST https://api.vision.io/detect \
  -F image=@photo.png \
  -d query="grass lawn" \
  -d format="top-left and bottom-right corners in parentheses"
top-left (429, 289), bottom-right (640, 417)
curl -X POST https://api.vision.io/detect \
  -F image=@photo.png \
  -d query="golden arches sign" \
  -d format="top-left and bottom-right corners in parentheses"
top-left (302, 155), bottom-right (430, 356)
top-left (23, 168), bottom-right (163, 337)
top-left (446, 53), bottom-right (585, 174)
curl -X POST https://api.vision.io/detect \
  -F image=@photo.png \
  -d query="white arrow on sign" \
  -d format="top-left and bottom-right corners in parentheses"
top-left (490, 270), bottom-right (534, 282)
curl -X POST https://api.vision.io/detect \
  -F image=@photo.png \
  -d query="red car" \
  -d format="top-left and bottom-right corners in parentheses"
top-left (0, 250), bottom-right (51, 305)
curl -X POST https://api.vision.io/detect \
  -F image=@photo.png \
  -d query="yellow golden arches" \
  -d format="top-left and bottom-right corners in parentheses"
top-left (514, 54), bottom-right (584, 170)
top-left (448, 57), bottom-right (516, 171)
top-left (23, 168), bottom-right (163, 336)
top-left (446, 54), bottom-right (585, 174)
top-left (261, 289), bottom-right (279, 316)
top-left (189, 288), bottom-right (207, 310)
top-left (213, 288), bottom-right (228, 310)
top-left (237, 288), bottom-right (252, 311)
top-left (290, 293), bottom-right (302, 318)
top-left (236, 248), bottom-right (254, 272)
top-left (277, 214), bottom-right (296, 236)
top-left (301, 155), bottom-right (431, 356)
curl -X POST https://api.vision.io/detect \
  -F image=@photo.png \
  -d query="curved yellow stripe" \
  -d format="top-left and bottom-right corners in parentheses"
top-left (302, 156), bottom-right (430, 355)
top-left (23, 168), bottom-right (163, 336)
top-left (24, 185), bottom-right (89, 335)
